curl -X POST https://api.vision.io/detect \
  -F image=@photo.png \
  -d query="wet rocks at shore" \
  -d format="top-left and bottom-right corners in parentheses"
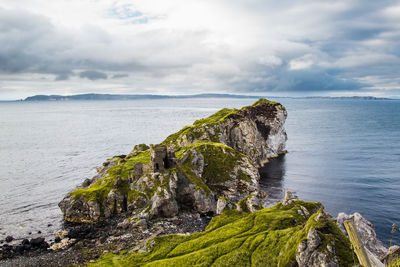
top-left (0, 236), bottom-right (49, 260)
top-left (5, 236), bottom-right (13, 243)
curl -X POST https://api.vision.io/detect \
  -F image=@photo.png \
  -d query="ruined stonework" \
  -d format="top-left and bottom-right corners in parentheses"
top-left (59, 99), bottom-right (287, 223)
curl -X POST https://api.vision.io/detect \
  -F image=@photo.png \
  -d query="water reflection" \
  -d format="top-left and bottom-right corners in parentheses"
top-left (259, 154), bottom-right (286, 203)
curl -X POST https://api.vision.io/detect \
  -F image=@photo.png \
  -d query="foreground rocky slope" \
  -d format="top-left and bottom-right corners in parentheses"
top-left (90, 199), bottom-right (357, 267)
top-left (59, 99), bottom-right (287, 223)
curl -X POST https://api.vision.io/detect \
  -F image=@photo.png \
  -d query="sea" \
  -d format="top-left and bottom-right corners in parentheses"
top-left (0, 98), bottom-right (399, 245)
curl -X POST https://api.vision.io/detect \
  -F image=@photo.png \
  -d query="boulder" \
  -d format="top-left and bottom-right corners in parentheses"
top-left (30, 237), bottom-right (48, 249)
top-left (50, 238), bottom-right (76, 251)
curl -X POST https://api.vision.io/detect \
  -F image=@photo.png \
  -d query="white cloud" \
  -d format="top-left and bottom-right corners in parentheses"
top-left (289, 54), bottom-right (314, 70)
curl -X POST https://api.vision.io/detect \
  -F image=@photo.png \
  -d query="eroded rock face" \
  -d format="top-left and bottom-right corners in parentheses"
top-left (297, 228), bottom-right (340, 267)
top-left (219, 101), bottom-right (287, 167)
top-left (336, 212), bottom-right (388, 260)
top-left (163, 99), bottom-right (287, 167)
top-left (59, 99), bottom-right (287, 223)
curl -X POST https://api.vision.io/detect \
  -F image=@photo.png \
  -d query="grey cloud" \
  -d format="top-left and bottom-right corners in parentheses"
top-left (55, 73), bottom-right (70, 81)
top-left (111, 73), bottom-right (129, 79)
top-left (0, 8), bottom-right (72, 77)
top-left (275, 69), bottom-right (364, 92)
top-left (79, 70), bottom-right (108, 80)
top-left (229, 65), bottom-right (364, 93)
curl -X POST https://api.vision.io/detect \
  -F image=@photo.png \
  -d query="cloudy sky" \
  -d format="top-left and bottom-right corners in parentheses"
top-left (1, 0), bottom-right (400, 100)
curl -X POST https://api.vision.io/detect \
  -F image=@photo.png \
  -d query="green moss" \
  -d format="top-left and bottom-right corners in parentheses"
top-left (127, 190), bottom-right (147, 203)
top-left (205, 209), bottom-right (247, 232)
top-left (237, 194), bottom-right (258, 213)
top-left (69, 150), bottom-right (151, 204)
top-left (172, 142), bottom-right (248, 196)
top-left (238, 170), bottom-right (252, 182)
top-left (133, 143), bottom-right (150, 151)
top-left (393, 257), bottom-right (400, 267)
top-left (193, 108), bottom-right (237, 126)
top-left (250, 98), bottom-right (279, 106)
top-left (161, 108), bottom-right (238, 148)
top-left (161, 98), bottom-right (281, 160)
top-left (188, 142), bottom-right (245, 184)
top-left (173, 162), bottom-right (211, 196)
top-left (161, 125), bottom-right (195, 147)
top-left (161, 98), bottom-right (279, 151)
top-left (90, 200), bottom-right (357, 267)
top-left (70, 176), bottom-right (114, 204)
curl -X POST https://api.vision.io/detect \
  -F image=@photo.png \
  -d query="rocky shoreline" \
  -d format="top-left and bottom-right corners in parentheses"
top-left (1, 99), bottom-right (399, 266)
top-left (1, 212), bottom-right (212, 266)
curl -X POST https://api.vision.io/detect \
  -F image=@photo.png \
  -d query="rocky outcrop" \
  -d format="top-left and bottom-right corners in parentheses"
top-left (162, 98), bottom-right (287, 167)
top-left (336, 212), bottom-right (388, 261)
top-left (59, 99), bottom-right (287, 223)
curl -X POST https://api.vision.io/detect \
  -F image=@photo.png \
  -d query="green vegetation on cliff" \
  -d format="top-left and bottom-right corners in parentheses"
top-left (69, 141), bottom-right (248, 204)
top-left (90, 200), bottom-right (356, 267)
top-left (69, 150), bottom-right (151, 203)
top-left (176, 142), bottom-right (245, 181)
top-left (162, 98), bottom-right (281, 149)
top-left (170, 142), bottom-right (249, 195)
top-left (64, 98), bottom-right (283, 221)
top-left (249, 98), bottom-right (279, 107)
top-left (161, 108), bottom-right (235, 147)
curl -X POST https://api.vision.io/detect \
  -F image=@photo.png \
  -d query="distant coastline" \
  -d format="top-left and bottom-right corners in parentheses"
top-left (23, 93), bottom-right (260, 101)
top-left (17, 93), bottom-right (397, 101)
top-left (0, 94), bottom-right (396, 102)
top-left (299, 96), bottom-right (393, 100)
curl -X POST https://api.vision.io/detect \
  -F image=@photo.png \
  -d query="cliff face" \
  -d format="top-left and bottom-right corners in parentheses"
top-left (162, 98), bottom-right (287, 167)
top-left (59, 99), bottom-right (287, 223)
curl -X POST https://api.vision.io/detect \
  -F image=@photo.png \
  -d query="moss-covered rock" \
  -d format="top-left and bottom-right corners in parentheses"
top-left (59, 99), bottom-right (287, 223)
top-left (89, 200), bottom-right (357, 267)
top-left (162, 99), bottom-right (287, 167)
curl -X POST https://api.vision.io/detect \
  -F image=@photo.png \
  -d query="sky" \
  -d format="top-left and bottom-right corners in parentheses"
top-left (1, 0), bottom-right (400, 100)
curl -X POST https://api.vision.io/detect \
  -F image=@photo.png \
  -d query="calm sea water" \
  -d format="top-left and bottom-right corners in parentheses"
top-left (0, 98), bottom-right (399, 244)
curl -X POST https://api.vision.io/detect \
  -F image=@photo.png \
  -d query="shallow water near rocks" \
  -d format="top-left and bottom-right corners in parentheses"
top-left (0, 98), bottom-right (399, 244)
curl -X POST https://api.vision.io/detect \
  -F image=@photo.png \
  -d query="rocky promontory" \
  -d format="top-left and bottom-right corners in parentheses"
top-left (2, 99), bottom-right (398, 266)
top-left (59, 99), bottom-right (287, 223)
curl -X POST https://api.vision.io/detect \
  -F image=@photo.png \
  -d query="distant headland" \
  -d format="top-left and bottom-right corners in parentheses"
top-left (23, 93), bottom-right (260, 101)
top-left (21, 93), bottom-right (394, 101)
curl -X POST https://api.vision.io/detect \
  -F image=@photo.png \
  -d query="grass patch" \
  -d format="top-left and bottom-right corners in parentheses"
top-left (174, 142), bottom-right (247, 185)
top-left (193, 108), bottom-right (237, 126)
top-left (69, 150), bottom-right (151, 204)
top-left (90, 200), bottom-right (356, 267)
top-left (250, 98), bottom-right (279, 106)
